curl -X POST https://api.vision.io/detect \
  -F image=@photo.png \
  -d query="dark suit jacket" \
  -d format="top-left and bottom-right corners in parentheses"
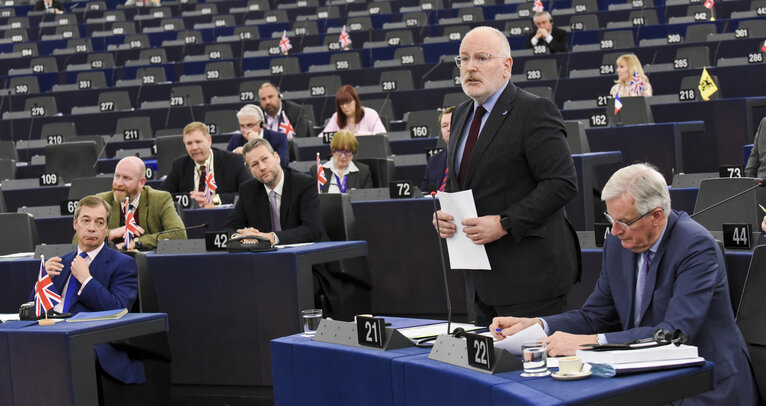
top-left (744, 117), bottom-right (766, 178)
top-left (545, 211), bottom-right (757, 405)
top-left (159, 147), bottom-right (251, 204)
top-left (421, 149), bottom-right (448, 193)
top-left (526, 26), bottom-right (568, 53)
top-left (447, 81), bottom-right (580, 308)
top-left (282, 99), bottom-right (314, 138)
top-left (223, 168), bottom-right (326, 244)
top-left (34, 0), bottom-right (64, 11)
top-left (32, 247), bottom-right (143, 384)
top-left (226, 128), bottom-right (290, 168)
top-left (310, 161), bottom-right (373, 193)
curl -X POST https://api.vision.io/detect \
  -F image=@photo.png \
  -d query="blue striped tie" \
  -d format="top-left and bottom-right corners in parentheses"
top-left (62, 252), bottom-right (88, 312)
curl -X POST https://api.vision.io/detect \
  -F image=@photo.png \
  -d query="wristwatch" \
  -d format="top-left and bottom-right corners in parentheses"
top-left (500, 215), bottom-right (512, 231)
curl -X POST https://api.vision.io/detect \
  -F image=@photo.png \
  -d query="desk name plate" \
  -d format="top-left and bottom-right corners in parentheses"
top-left (312, 319), bottom-right (415, 351)
top-left (429, 334), bottom-right (522, 374)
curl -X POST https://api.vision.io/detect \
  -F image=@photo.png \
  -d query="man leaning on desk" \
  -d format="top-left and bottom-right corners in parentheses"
top-left (73, 156), bottom-right (186, 249)
top-left (490, 163), bottom-right (758, 405)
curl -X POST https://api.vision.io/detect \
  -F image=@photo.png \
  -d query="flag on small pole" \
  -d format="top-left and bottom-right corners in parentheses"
top-left (532, 0), bottom-right (544, 12)
top-left (33, 255), bottom-right (61, 323)
top-left (614, 93), bottom-right (623, 115)
top-left (279, 111), bottom-right (296, 140)
top-left (279, 30), bottom-right (292, 54)
top-left (124, 197), bottom-right (138, 249)
top-left (703, 0), bottom-right (714, 9)
top-left (203, 169), bottom-right (217, 206)
top-left (629, 71), bottom-right (644, 96)
top-left (339, 25), bottom-right (352, 49)
top-left (698, 67), bottom-right (718, 101)
top-left (316, 153), bottom-right (327, 193)
top-left (761, 39), bottom-right (766, 53)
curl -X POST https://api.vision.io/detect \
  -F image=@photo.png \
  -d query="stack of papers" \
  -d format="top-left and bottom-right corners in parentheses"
top-left (65, 308), bottom-right (128, 322)
top-left (576, 344), bottom-right (705, 374)
top-left (398, 322), bottom-right (483, 340)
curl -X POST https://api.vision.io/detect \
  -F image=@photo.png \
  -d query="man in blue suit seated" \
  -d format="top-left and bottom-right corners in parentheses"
top-left (421, 106), bottom-right (454, 193)
top-left (39, 195), bottom-right (143, 384)
top-left (490, 163), bottom-right (758, 405)
top-left (227, 104), bottom-right (289, 168)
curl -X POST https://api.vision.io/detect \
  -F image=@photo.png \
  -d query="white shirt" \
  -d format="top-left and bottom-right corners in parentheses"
top-left (53, 242), bottom-right (104, 313)
top-left (193, 151), bottom-right (215, 192)
top-left (323, 159), bottom-right (359, 193)
top-left (263, 168), bottom-right (285, 244)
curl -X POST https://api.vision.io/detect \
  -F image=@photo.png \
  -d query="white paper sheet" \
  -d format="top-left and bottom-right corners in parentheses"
top-left (436, 190), bottom-right (491, 270)
top-left (491, 323), bottom-right (548, 355)
top-left (398, 322), bottom-right (483, 339)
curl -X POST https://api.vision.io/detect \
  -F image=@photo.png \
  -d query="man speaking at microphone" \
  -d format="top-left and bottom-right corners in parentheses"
top-left (433, 26), bottom-right (580, 324)
top-left (73, 156), bottom-right (186, 249)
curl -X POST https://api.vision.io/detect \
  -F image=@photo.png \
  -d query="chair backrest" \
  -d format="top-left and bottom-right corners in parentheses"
top-left (564, 120), bottom-right (590, 154)
top-left (98, 90), bottom-right (133, 111)
top-left (680, 74), bottom-right (720, 100)
top-left (291, 21), bottom-right (317, 37)
top-left (347, 16), bottom-right (373, 31)
top-left (401, 11), bottom-right (427, 27)
top-left (13, 42), bottom-right (38, 57)
top-left (110, 21), bottom-right (136, 36)
top-left (457, 8), bottom-right (483, 23)
top-left (204, 61), bottom-right (236, 80)
top-left (505, 20), bottom-right (533, 37)
top-left (685, 23), bottom-right (716, 43)
top-left (76, 71), bottom-right (107, 90)
top-left (628, 9), bottom-right (658, 26)
top-left (355, 157), bottom-right (395, 187)
top-left (86, 53), bottom-right (115, 70)
top-left (384, 30), bottom-right (414, 46)
top-left (693, 177), bottom-right (766, 232)
top-left (155, 135), bottom-right (186, 177)
top-left (736, 245), bottom-right (766, 404)
top-left (606, 96), bottom-right (653, 126)
top-left (0, 213), bottom-right (38, 255)
top-left (392, 46), bottom-right (425, 66)
top-left (308, 75), bottom-right (342, 97)
top-left (116, 116), bottom-right (153, 140)
top-left (738, 19), bottom-right (766, 38)
top-left (124, 34), bottom-right (150, 49)
top-left (569, 13), bottom-right (600, 31)
top-left (125, 251), bottom-right (161, 312)
top-left (318, 193), bottom-right (359, 241)
top-left (441, 25), bottom-right (470, 42)
top-left (329, 52), bottom-right (362, 71)
top-left (203, 110), bottom-right (238, 135)
top-left (34, 243), bottom-right (77, 259)
top-left (41, 122), bottom-right (77, 142)
top-left (0, 158), bottom-right (16, 181)
top-left (602, 29), bottom-right (635, 49)
top-left (68, 176), bottom-right (114, 200)
top-left (269, 57), bottom-right (301, 75)
top-left (379, 70), bottom-right (414, 92)
top-left (572, 0), bottom-right (598, 13)
top-left (0, 141), bottom-right (19, 161)
top-left (25, 96), bottom-right (58, 116)
top-left (443, 91), bottom-right (470, 107)
top-left (9, 76), bottom-right (39, 95)
top-left (367, 1), bottom-right (392, 14)
top-left (171, 85), bottom-right (204, 105)
top-left (18, 205), bottom-right (61, 218)
top-left (176, 30), bottom-right (202, 45)
top-left (675, 46), bottom-right (710, 69)
top-left (65, 38), bottom-right (92, 54)
top-left (405, 109), bottom-right (442, 139)
top-left (355, 135), bottom-right (391, 159)
top-left (204, 43), bottom-right (233, 61)
top-left (234, 26), bottom-right (261, 40)
top-left (138, 48), bottom-right (167, 64)
top-left (525, 86), bottom-right (554, 101)
top-left (44, 141), bottom-right (98, 182)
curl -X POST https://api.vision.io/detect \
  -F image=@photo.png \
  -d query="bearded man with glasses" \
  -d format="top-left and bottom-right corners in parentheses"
top-left (433, 26), bottom-right (580, 324)
top-left (490, 163), bottom-right (758, 406)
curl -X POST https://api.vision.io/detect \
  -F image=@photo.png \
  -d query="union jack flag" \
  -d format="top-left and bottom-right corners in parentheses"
top-left (629, 71), bottom-right (644, 96)
top-left (338, 25), bottom-right (352, 48)
top-left (532, 0), bottom-right (544, 12)
top-left (279, 111), bottom-right (296, 140)
top-left (279, 30), bottom-right (292, 53)
top-left (203, 169), bottom-right (217, 205)
top-left (316, 152), bottom-right (327, 193)
top-left (124, 198), bottom-right (138, 248)
top-left (34, 256), bottom-right (61, 317)
top-left (703, 0), bottom-right (714, 9)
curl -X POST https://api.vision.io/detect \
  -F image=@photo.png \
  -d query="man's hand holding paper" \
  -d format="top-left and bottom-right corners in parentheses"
top-left (433, 190), bottom-right (491, 270)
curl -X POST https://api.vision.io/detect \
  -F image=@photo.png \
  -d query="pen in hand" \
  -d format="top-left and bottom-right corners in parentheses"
top-left (759, 204), bottom-right (766, 214)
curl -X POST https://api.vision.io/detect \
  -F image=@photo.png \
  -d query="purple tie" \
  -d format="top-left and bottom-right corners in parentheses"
top-left (269, 190), bottom-right (282, 232)
top-left (458, 105), bottom-right (486, 188)
top-left (62, 252), bottom-right (88, 312)
top-left (634, 251), bottom-right (650, 325)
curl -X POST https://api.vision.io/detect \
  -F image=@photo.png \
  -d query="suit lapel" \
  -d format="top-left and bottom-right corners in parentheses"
top-left (138, 187), bottom-right (149, 228)
top-left (463, 83), bottom-right (515, 187)
top-left (636, 212), bottom-right (678, 324)
top-left (183, 157), bottom-right (195, 192)
top-left (322, 167), bottom-right (331, 193)
top-left (212, 149), bottom-right (224, 187)
top-left (622, 249), bottom-right (638, 329)
top-left (279, 169), bottom-right (291, 226)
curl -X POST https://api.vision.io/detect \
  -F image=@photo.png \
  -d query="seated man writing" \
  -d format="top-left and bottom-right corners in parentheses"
top-left (490, 163), bottom-right (757, 405)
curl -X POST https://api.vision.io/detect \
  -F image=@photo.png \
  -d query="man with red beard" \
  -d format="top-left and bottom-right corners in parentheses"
top-left (74, 156), bottom-right (186, 249)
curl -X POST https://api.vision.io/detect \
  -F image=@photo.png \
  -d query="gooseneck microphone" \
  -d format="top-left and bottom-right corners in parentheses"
top-left (154, 223), bottom-right (209, 246)
top-left (431, 192), bottom-right (453, 337)
top-left (690, 180), bottom-right (764, 218)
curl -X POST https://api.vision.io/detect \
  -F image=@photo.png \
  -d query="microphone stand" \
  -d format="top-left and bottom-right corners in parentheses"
top-left (431, 192), bottom-right (452, 336)
top-left (154, 223), bottom-right (209, 246)
top-left (691, 181), bottom-right (764, 218)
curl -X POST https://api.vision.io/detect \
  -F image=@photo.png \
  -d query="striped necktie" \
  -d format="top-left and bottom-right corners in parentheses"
top-left (62, 251), bottom-right (88, 312)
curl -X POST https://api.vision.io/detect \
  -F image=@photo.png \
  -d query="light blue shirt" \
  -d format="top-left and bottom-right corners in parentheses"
top-left (454, 80), bottom-right (510, 178)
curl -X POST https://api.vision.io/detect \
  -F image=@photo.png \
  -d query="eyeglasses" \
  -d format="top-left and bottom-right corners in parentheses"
top-left (603, 209), bottom-right (656, 231)
top-left (454, 53), bottom-right (507, 68)
top-left (77, 217), bottom-right (107, 229)
top-left (332, 149), bottom-right (354, 156)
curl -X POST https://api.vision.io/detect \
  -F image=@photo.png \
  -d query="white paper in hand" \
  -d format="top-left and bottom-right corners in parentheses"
top-left (436, 190), bottom-right (491, 270)
top-left (493, 323), bottom-right (548, 355)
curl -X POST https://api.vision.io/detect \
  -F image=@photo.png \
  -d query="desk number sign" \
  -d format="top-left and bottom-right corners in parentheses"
top-left (356, 315), bottom-right (386, 348)
top-left (723, 223), bottom-right (751, 249)
top-left (466, 332), bottom-right (495, 370)
top-left (205, 231), bottom-right (230, 251)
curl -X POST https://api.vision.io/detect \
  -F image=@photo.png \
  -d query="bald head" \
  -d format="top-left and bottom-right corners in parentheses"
top-left (459, 26), bottom-right (513, 104)
top-left (463, 26), bottom-right (512, 59)
top-left (112, 156), bottom-right (146, 203)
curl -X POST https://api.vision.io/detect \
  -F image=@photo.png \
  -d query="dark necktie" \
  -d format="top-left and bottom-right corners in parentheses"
top-left (62, 252), bottom-right (88, 312)
top-left (458, 105), bottom-right (486, 188)
top-left (438, 167), bottom-right (448, 192)
top-left (198, 165), bottom-right (207, 192)
top-left (269, 190), bottom-right (282, 232)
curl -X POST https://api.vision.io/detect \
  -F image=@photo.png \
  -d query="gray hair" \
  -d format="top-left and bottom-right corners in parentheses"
top-left (242, 137), bottom-right (275, 157)
top-left (534, 11), bottom-right (552, 22)
top-left (237, 104), bottom-right (264, 122)
top-left (463, 26), bottom-right (511, 58)
top-left (601, 163), bottom-right (671, 218)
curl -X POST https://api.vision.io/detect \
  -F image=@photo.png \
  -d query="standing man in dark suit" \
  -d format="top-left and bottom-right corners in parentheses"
top-left (160, 121), bottom-right (251, 206)
top-left (421, 106), bottom-right (454, 193)
top-left (434, 26), bottom-right (580, 324)
top-left (42, 195), bottom-right (143, 384)
top-left (490, 164), bottom-right (758, 406)
top-left (259, 82), bottom-right (314, 139)
top-left (526, 11), bottom-right (568, 53)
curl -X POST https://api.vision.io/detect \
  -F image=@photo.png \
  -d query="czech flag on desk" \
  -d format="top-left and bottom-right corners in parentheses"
top-left (317, 152), bottom-right (327, 193)
top-left (34, 256), bottom-right (61, 317)
top-left (614, 94), bottom-right (623, 115)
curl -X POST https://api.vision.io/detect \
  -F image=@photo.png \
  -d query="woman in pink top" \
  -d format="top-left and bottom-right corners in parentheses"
top-left (320, 85), bottom-right (387, 136)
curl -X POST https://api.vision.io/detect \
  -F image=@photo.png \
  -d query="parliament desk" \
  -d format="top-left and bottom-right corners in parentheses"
top-left (0, 313), bottom-right (168, 406)
top-left (271, 317), bottom-right (715, 406)
top-left (0, 242), bottom-right (366, 387)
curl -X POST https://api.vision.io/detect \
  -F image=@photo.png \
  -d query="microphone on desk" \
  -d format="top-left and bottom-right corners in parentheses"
top-left (690, 180), bottom-right (764, 219)
top-left (416, 191), bottom-right (454, 347)
top-left (154, 223), bottom-right (209, 247)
